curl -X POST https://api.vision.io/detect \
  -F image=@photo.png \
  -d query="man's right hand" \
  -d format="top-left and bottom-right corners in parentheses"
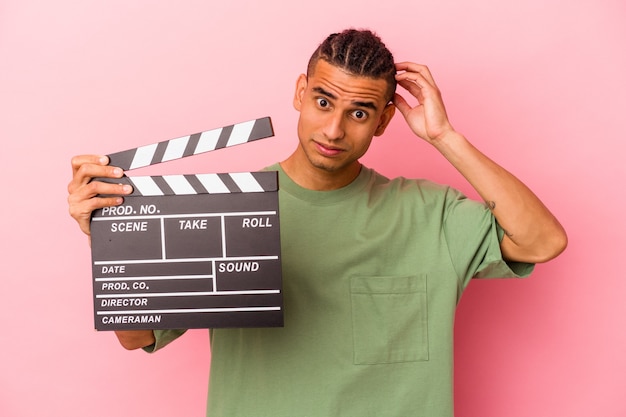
top-left (67, 155), bottom-right (132, 237)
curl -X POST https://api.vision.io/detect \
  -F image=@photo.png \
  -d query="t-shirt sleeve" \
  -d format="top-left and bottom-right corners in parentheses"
top-left (142, 329), bottom-right (187, 353)
top-left (441, 187), bottom-right (534, 289)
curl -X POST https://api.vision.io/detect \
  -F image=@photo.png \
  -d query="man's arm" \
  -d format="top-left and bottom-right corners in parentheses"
top-left (68, 155), bottom-right (157, 349)
top-left (116, 330), bottom-right (156, 350)
top-left (393, 62), bottom-right (567, 263)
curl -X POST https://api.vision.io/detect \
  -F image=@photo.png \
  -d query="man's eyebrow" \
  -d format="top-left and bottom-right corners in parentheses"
top-left (312, 86), bottom-right (337, 100)
top-left (352, 100), bottom-right (378, 111)
top-left (312, 86), bottom-right (378, 111)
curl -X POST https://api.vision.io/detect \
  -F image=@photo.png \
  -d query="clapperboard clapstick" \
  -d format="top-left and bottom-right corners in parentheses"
top-left (90, 116), bottom-right (283, 331)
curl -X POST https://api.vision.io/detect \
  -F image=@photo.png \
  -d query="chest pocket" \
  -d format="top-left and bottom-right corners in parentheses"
top-left (350, 275), bottom-right (429, 365)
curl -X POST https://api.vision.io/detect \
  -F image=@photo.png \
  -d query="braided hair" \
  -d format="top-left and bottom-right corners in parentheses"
top-left (307, 29), bottom-right (397, 101)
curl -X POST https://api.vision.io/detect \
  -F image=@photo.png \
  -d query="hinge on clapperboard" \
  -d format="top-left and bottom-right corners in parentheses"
top-left (89, 117), bottom-right (284, 331)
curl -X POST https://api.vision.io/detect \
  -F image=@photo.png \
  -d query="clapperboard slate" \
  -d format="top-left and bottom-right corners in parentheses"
top-left (90, 117), bottom-right (283, 331)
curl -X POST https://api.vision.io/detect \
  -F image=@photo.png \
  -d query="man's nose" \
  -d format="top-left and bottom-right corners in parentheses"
top-left (322, 112), bottom-right (345, 141)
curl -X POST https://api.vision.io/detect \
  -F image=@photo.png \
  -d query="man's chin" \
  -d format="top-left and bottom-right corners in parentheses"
top-left (309, 158), bottom-right (361, 175)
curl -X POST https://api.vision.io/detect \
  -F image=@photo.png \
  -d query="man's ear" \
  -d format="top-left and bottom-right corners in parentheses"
top-left (293, 74), bottom-right (307, 111)
top-left (374, 103), bottom-right (396, 136)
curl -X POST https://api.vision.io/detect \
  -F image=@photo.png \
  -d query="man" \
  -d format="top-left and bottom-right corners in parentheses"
top-left (68, 29), bottom-right (567, 416)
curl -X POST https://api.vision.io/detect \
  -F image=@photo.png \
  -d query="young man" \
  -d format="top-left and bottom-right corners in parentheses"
top-left (68, 29), bottom-right (566, 416)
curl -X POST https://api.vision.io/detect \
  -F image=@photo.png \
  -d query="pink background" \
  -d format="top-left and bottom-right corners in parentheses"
top-left (1, 1), bottom-right (624, 416)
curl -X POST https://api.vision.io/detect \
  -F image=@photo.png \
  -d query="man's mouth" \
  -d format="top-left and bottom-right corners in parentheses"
top-left (314, 141), bottom-right (344, 157)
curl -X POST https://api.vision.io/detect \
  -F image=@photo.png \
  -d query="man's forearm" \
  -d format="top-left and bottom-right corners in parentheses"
top-left (115, 330), bottom-right (156, 350)
top-left (432, 130), bottom-right (567, 263)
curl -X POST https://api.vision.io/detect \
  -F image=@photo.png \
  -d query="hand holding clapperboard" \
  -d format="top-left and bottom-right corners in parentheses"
top-left (90, 117), bottom-right (283, 331)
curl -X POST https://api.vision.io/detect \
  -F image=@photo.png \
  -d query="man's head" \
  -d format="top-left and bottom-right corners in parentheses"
top-left (285, 29), bottom-right (397, 189)
top-left (307, 29), bottom-right (396, 102)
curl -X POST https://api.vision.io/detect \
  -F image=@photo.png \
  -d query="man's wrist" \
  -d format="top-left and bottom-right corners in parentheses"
top-left (431, 129), bottom-right (467, 156)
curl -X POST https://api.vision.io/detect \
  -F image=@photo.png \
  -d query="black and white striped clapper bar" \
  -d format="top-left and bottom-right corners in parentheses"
top-left (90, 117), bottom-right (283, 331)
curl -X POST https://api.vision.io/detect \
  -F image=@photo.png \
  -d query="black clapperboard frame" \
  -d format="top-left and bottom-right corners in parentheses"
top-left (90, 117), bottom-right (283, 331)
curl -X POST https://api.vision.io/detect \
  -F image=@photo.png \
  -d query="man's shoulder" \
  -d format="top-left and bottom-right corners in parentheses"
top-left (364, 166), bottom-right (454, 197)
top-left (262, 163), bottom-right (281, 171)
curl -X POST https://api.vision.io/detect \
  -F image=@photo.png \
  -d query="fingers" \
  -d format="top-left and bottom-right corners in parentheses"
top-left (392, 92), bottom-right (414, 119)
top-left (68, 181), bottom-right (132, 236)
top-left (67, 154), bottom-right (131, 236)
top-left (68, 154), bottom-right (123, 193)
top-left (394, 62), bottom-right (440, 102)
top-left (71, 154), bottom-right (108, 176)
top-left (69, 179), bottom-right (133, 203)
top-left (396, 78), bottom-right (425, 105)
top-left (395, 62), bottom-right (437, 87)
top-left (392, 62), bottom-right (454, 142)
top-left (68, 192), bottom-right (124, 235)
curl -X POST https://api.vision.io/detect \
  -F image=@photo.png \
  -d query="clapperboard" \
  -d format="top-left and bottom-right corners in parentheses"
top-left (90, 117), bottom-right (283, 331)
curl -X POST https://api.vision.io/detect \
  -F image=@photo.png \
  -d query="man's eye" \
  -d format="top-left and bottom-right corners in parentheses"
top-left (352, 110), bottom-right (368, 120)
top-left (316, 98), bottom-right (329, 108)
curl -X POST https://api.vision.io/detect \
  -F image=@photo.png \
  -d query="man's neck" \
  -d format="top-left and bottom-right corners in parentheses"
top-left (280, 150), bottom-right (362, 191)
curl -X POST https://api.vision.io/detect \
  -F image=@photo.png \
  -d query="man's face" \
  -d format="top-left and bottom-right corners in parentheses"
top-left (292, 60), bottom-right (394, 180)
